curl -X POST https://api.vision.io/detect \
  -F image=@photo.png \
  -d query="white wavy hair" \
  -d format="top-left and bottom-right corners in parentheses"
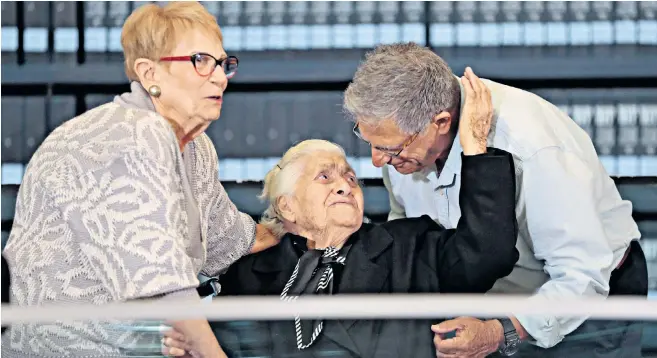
top-left (259, 139), bottom-right (347, 238)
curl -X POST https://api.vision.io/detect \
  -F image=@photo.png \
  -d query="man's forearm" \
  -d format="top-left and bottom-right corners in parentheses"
top-left (170, 319), bottom-right (226, 358)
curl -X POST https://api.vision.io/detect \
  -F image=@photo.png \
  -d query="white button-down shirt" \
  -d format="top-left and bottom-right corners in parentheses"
top-left (383, 78), bottom-right (641, 348)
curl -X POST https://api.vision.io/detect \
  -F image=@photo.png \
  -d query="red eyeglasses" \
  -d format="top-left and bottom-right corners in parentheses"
top-left (159, 53), bottom-right (239, 79)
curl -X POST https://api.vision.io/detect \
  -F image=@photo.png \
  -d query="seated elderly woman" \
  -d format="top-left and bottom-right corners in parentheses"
top-left (165, 84), bottom-right (520, 357)
top-left (2, 2), bottom-right (277, 357)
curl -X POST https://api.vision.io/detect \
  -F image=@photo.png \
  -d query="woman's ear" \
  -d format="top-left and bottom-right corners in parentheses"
top-left (277, 196), bottom-right (296, 223)
top-left (133, 58), bottom-right (158, 87)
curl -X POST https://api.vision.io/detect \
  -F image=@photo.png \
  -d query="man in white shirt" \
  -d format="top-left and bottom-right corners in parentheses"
top-left (343, 43), bottom-right (648, 357)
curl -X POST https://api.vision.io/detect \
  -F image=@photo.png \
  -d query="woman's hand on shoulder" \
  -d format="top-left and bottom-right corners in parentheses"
top-left (458, 67), bottom-right (494, 156)
top-left (162, 327), bottom-right (196, 357)
top-left (161, 326), bottom-right (227, 358)
top-left (162, 327), bottom-right (227, 358)
top-left (250, 224), bottom-right (282, 254)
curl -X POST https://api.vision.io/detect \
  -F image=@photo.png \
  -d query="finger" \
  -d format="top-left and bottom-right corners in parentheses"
top-left (466, 67), bottom-right (489, 101)
top-left (465, 67), bottom-right (482, 87)
top-left (460, 76), bottom-right (475, 99)
top-left (463, 67), bottom-right (478, 91)
top-left (161, 345), bottom-right (187, 357)
top-left (471, 75), bottom-right (491, 102)
top-left (162, 337), bottom-right (192, 352)
top-left (468, 67), bottom-right (489, 93)
top-left (163, 329), bottom-right (187, 343)
top-left (432, 320), bottom-right (465, 334)
top-left (436, 352), bottom-right (460, 358)
top-left (433, 333), bottom-right (441, 346)
top-left (169, 347), bottom-right (187, 357)
top-left (436, 337), bottom-right (465, 354)
top-left (433, 333), bottom-right (456, 358)
top-left (465, 66), bottom-right (479, 82)
top-left (465, 67), bottom-right (486, 97)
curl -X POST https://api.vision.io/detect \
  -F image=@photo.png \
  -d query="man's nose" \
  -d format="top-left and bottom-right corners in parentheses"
top-left (371, 148), bottom-right (391, 168)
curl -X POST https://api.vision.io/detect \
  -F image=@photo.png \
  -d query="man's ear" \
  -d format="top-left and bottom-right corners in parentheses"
top-left (133, 58), bottom-right (158, 88)
top-left (277, 196), bottom-right (296, 223)
top-left (432, 111), bottom-right (453, 136)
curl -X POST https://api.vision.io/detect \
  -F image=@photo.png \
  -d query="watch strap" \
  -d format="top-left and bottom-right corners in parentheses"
top-left (499, 318), bottom-right (516, 335)
top-left (498, 318), bottom-right (521, 356)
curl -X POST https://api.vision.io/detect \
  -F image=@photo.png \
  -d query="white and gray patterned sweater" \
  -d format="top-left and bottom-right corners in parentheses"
top-left (2, 98), bottom-right (256, 356)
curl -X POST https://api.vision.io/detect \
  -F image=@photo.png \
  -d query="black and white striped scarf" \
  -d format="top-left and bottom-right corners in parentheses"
top-left (280, 244), bottom-right (352, 350)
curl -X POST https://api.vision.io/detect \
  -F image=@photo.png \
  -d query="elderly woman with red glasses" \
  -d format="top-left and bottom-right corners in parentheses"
top-left (1, 2), bottom-right (278, 357)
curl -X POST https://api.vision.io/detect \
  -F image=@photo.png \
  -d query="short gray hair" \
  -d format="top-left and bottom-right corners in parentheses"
top-left (259, 140), bottom-right (346, 237)
top-left (343, 42), bottom-right (460, 134)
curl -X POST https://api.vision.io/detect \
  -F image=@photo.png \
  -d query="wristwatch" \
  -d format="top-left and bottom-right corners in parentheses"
top-left (497, 318), bottom-right (521, 356)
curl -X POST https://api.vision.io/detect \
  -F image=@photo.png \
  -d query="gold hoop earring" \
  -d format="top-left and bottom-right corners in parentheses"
top-left (148, 85), bottom-right (161, 98)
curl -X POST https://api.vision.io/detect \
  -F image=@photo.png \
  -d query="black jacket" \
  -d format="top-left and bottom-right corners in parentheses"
top-left (213, 150), bottom-right (519, 358)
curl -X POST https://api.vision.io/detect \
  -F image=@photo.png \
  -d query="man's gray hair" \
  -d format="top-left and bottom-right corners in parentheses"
top-left (343, 42), bottom-right (461, 134)
top-left (259, 140), bottom-right (346, 238)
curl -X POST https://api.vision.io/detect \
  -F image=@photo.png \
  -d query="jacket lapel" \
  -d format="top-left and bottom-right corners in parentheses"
top-left (322, 226), bottom-right (394, 358)
top-left (338, 225), bottom-right (393, 311)
top-left (251, 236), bottom-right (299, 295)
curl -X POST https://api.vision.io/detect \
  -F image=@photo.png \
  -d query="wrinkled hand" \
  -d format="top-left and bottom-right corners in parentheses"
top-left (432, 317), bottom-right (503, 358)
top-left (251, 224), bottom-right (283, 254)
top-left (459, 67), bottom-right (494, 156)
top-left (161, 328), bottom-right (200, 357)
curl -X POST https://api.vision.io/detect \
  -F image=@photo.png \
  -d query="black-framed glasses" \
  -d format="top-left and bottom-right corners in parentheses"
top-left (160, 53), bottom-right (239, 78)
top-left (352, 123), bottom-right (420, 157)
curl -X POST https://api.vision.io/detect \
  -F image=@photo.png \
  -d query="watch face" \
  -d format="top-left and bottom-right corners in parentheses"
top-left (502, 337), bottom-right (521, 356)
